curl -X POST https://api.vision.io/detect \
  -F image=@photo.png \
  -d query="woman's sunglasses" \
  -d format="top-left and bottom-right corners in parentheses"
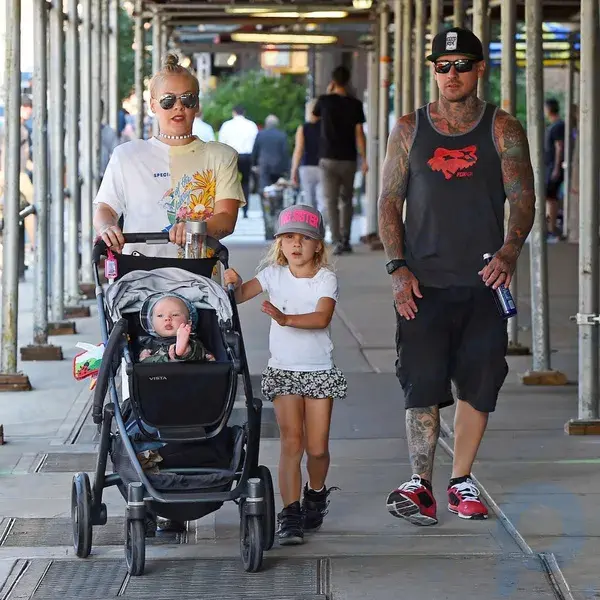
top-left (434, 59), bottom-right (476, 74)
top-left (158, 92), bottom-right (199, 110)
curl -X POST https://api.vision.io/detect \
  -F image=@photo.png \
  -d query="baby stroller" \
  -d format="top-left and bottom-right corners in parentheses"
top-left (261, 178), bottom-right (299, 240)
top-left (70, 232), bottom-right (275, 576)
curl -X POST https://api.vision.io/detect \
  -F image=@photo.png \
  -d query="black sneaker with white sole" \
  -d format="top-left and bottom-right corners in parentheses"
top-left (277, 501), bottom-right (304, 545)
top-left (301, 484), bottom-right (339, 531)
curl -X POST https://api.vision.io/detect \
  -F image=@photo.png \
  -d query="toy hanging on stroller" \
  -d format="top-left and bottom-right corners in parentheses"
top-left (70, 232), bottom-right (275, 576)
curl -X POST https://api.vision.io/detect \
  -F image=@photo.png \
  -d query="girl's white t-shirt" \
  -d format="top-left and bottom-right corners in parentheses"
top-left (255, 265), bottom-right (339, 372)
top-left (94, 137), bottom-right (245, 257)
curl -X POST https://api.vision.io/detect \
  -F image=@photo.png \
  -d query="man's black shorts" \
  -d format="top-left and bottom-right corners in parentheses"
top-left (395, 286), bottom-right (508, 413)
top-left (546, 172), bottom-right (564, 200)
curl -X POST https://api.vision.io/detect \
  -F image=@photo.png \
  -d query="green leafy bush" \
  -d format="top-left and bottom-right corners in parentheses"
top-left (201, 71), bottom-right (307, 150)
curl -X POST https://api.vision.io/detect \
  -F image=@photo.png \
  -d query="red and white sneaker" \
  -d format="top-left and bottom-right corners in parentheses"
top-left (386, 475), bottom-right (438, 526)
top-left (447, 477), bottom-right (489, 520)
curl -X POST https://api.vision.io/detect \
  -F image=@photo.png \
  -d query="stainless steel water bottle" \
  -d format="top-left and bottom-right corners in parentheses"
top-left (483, 253), bottom-right (517, 319)
top-left (184, 220), bottom-right (207, 259)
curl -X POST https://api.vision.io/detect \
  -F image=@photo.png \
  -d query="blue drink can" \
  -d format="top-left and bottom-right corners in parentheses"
top-left (483, 253), bottom-right (517, 319)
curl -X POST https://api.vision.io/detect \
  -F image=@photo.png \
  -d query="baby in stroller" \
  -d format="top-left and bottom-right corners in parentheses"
top-left (133, 293), bottom-right (217, 479)
top-left (138, 292), bottom-right (215, 363)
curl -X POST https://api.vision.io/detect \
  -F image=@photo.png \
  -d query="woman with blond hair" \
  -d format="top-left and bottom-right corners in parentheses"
top-left (93, 54), bottom-right (245, 257)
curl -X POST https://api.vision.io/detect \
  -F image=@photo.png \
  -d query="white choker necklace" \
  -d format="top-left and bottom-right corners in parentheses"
top-left (158, 132), bottom-right (194, 140)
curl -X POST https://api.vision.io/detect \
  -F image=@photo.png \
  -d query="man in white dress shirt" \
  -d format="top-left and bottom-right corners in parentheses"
top-left (192, 102), bottom-right (216, 143)
top-left (218, 105), bottom-right (258, 217)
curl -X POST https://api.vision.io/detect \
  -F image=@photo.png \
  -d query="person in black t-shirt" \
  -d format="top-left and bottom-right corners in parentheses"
top-left (313, 66), bottom-right (368, 256)
top-left (543, 98), bottom-right (565, 241)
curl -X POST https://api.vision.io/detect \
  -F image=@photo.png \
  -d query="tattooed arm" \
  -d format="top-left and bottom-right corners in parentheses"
top-left (378, 114), bottom-right (422, 320)
top-left (480, 110), bottom-right (535, 289)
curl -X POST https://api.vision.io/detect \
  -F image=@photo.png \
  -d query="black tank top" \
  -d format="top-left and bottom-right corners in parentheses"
top-left (301, 122), bottom-right (320, 166)
top-left (404, 103), bottom-right (505, 288)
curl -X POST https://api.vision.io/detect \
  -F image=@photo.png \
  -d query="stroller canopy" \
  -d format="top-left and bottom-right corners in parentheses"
top-left (105, 267), bottom-right (233, 325)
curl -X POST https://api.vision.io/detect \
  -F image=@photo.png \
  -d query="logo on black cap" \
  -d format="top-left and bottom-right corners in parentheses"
top-left (445, 32), bottom-right (458, 51)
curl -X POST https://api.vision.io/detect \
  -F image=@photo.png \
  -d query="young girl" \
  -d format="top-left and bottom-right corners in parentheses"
top-left (224, 204), bottom-right (347, 546)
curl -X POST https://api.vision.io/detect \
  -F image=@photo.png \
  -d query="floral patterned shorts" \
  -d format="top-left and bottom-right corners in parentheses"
top-left (260, 366), bottom-right (347, 402)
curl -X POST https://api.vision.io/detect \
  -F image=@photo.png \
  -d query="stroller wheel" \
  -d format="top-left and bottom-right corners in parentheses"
top-left (125, 519), bottom-right (146, 576)
top-left (71, 472), bottom-right (93, 558)
top-left (258, 466), bottom-right (275, 551)
top-left (240, 515), bottom-right (263, 573)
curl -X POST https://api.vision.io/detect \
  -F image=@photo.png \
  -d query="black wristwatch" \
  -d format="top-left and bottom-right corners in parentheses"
top-left (386, 259), bottom-right (408, 275)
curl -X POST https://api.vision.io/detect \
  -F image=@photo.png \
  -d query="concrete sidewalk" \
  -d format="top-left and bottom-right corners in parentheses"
top-left (0, 235), bottom-right (595, 599)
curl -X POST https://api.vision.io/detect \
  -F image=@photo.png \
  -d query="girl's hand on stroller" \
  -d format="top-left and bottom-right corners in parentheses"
top-left (169, 222), bottom-right (186, 247)
top-left (99, 223), bottom-right (125, 253)
top-left (224, 269), bottom-right (242, 289)
top-left (262, 301), bottom-right (288, 326)
top-left (171, 323), bottom-right (192, 359)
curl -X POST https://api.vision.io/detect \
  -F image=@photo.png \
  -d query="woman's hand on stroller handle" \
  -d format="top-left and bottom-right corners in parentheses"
top-left (99, 223), bottom-right (125, 254)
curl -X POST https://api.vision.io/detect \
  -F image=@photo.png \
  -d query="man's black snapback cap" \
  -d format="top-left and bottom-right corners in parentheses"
top-left (426, 27), bottom-right (484, 62)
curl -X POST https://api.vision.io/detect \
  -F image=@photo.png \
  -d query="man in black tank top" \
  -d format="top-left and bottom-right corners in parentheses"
top-left (378, 28), bottom-right (535, 526)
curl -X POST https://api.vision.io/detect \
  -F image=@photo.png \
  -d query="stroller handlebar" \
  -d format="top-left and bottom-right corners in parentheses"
top-left (92, 232), bottom-right (229, 266)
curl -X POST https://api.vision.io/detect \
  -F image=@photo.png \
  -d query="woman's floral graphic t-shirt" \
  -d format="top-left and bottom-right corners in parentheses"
top-left (94, 137), bottom-right (245, 257)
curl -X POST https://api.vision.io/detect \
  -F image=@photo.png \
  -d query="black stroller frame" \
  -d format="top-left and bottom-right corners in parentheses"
top-left (71, 232), bottom-right (275, 576)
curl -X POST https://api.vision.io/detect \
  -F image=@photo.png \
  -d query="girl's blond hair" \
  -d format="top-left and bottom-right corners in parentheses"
top-left (149, 53), bottom-right (200, 98)
top-left (258, 236), bottom-right (332, 273)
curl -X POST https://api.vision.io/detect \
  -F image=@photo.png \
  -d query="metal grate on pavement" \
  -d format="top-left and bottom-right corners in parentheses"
top-left (31, 560), bottom-right (127, 600)
top-left (35, 453), bottom-right (100, 473)
top-left (122, 559), bottom-right (326, 599)
top-left (1, 559), bottom-right (329, 600)
top-left (0, 518), bottom-right (182, 547)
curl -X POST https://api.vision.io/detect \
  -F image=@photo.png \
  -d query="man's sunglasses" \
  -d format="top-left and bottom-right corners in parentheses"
top-left (158, 92), bottom-right (199, 110)
top-left (434, 59), bottom-right (476, 74)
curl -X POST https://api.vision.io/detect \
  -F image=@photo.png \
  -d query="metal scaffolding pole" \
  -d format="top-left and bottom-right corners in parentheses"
top-left (524, 0), bottom-right (551, 372)
top-left (393, 0), bottom-right (402, 119)
top-left (161, 21), bottom-right (169, 58)
top-left (574, 0), bottom-right (600, 423)
top-left (101, 0), bottom-right (109, 117)
top-left (379, 1), bottom-right (391, 194)
top-left (562, 35), bottom-right (575, 241)
top-left (80, 0), bottom-right (94, 285)
top-left (152, 13), bottom-right (161, 137)
top-left (413, 0), bottom-right (425, 109)
top-left (32, 0), bottom-right (49, 346)
top-left (473, 0), bottom-right (488, 100)
top-left (501, 0), bottom-right (528, 354)
top-left (66, 0), bottom-right (81, 306)
top-left (401, 0), bottom-right (413, 115)
top-left (0, 0), bottom-right (28, 381)
top-left (453, 0), bottom-right (464, 28)
top-left (91, 0), bottom-right (102, 197)
top-left (429, 0), bottom-right (441, 103)
top-left (366, 35), bottom-right (379, 237)
top-left (109, 0), bottom-right (120, 133)
top-left (49, 0), bottom-right (66, 322)
top-left (134, 0), bottom-right (145, 139)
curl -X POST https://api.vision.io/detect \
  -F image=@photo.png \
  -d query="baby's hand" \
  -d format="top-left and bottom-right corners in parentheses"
top-left (139, 349), bottom-right (152, 360)
top-left (224, 268), bottom-right (242, 289)
top-left (174, 322), bottom-right (191, 358)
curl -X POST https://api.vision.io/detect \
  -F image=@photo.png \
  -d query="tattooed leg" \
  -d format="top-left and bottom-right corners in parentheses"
top-left (406, 406), bottom-right (440, 482)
